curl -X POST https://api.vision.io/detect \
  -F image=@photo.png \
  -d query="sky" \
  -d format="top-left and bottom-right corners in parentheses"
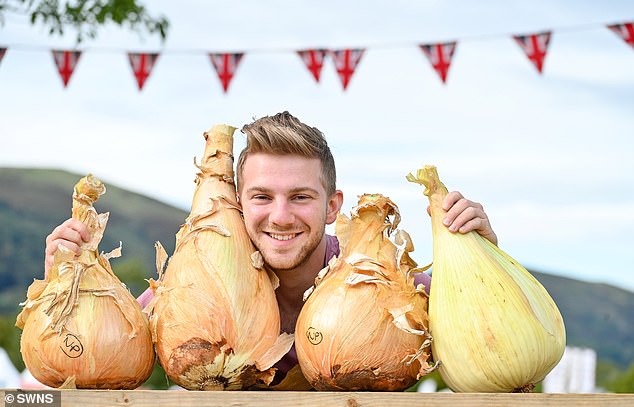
top-left (1, 0), bottom-right (633, 291)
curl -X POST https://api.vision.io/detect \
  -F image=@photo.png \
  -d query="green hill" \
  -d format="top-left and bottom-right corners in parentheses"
top-left (533, 272), bottom-right (634, 370)
top-left (0, 167), bottom-right (188, 314)
top-left (1, 167), bottom-right (633, 372)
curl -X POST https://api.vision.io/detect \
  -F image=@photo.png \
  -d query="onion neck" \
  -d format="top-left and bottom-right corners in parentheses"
top-left (428, 191), bottom-right (447, 233)
top-left (189, 125), bottom-right (237, 216)
top-left (190, 172), bottom-right (237, 216)
top-left (344, 213), bottom-right (387, 257)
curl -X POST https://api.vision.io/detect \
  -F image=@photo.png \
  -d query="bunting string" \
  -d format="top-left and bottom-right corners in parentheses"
top-left (0, 20), bottom-right (632, 92)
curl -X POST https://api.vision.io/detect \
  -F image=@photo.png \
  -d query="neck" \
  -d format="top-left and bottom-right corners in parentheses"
top-left (273, 235), bottom-right (328, 333)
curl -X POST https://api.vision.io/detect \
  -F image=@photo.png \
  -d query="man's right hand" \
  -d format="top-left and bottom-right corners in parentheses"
top-left (44, 218), bottom-right (90, 277)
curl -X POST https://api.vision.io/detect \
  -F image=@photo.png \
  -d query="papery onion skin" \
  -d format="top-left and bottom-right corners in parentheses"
top-left (145, 125), bottom-right (293, 390)
top-left (16, 175), bottom-right (155, 389)
top-left (295, 193), bottom-right (434, 391)
top-left (407, 165), bottom-right (566, 393)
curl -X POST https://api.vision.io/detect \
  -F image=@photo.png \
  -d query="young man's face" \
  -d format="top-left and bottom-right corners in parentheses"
top-left (239, 153), bottom-right (341, 272)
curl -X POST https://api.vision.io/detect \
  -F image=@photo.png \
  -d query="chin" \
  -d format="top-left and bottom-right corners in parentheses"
top-left (258, 239), bottom-right (318, 272)
top-left (264, 258), bottom-right (299, 272)
top-left (261, 251), bottom-right (304, 272)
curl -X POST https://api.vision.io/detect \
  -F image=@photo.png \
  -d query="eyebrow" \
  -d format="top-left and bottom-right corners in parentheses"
top-left (245, 186), bottom-right (321, 196)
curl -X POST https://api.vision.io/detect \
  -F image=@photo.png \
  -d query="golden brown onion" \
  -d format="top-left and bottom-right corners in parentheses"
top-left (16, 175), bottom-right (155, 389)
top-left (295, 193), bottom-right (434, 391)
top-left (145, 125), bottom-right (293, 390)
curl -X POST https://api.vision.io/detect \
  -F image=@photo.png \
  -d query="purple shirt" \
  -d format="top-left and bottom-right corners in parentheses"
top-left (137, 284), bottom-right (154, 310)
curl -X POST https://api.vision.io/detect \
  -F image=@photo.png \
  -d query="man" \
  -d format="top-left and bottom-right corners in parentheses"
top-left (44, 111), bottom-right (498, 382)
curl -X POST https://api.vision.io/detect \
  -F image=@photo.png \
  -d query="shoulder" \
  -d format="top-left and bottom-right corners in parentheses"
top-left (325, 234), bottom-right (340, 263)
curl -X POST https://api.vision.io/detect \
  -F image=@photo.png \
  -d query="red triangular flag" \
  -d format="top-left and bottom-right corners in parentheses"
top-left (0, 47), bottom-right (6, 65)
top-left (513, 32), bottom-right (552, 74)
top-left (297, 49), bottom-right (328, 82)
top-left (52, 50), bottom-right (82, 87)
top-left (209, 53), bottom-right (244, 93)
top-left (330, 49), bottom-right (364, 90)
top-left (128, 52), bottom-right (160, 90)
top-left (608, 22), bottom-right (634, 49)
top-left (419, 42), bottom-right (457, 83)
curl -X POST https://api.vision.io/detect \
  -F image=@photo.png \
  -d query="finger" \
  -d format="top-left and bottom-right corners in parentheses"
top-left (442, 191), bottom-right (464, 211)
top-left (60, 218), bottom-right (90, 242)
top-left (46, 231), bottom-right (83, 255)
top-left (446, 205), bottom-right (481, 232)
top-left (47, 222), bottom-right (72, 245)
top-left (443, 198), bottom-right (481, 228)
top-left (457, 216), bottom-right (498, 244)
top-left (48, 226), bottom-right (87, 251)
top-left (45, 239), bottom-right (82, 256)
top-left (47, 219), bottom-right (89, 243)
top-left (454, 217), bottom-right (485, 234)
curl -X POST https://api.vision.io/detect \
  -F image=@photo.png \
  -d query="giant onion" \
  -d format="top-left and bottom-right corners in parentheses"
top-left (407, 165), bottom-right (566, 392)
top-left (145, 124), bottom-right (293, 390)
top-left (295, 193), bottom-right (434, 390)
top-left (16, 175), bottom-right (155, 389)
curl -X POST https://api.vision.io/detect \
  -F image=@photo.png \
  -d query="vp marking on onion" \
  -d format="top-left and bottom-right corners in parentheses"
top-left (60, 333), bottom-right (84, 358)
top-left (306, 327), bottom-right (323, 345)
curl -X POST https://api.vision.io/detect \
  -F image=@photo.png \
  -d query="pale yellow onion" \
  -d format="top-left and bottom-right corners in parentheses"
top-left (295, 193), bottom-right (434, 391)
top-left (145, 125), bottom-right (293, 390)
top-left (16, 175), bottom-right (155, 389)
top-left (407, 165), bottom-right (566, 392)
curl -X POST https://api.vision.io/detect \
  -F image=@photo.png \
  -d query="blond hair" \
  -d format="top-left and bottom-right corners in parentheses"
top-left (237, 111), bottom-right (337, 195)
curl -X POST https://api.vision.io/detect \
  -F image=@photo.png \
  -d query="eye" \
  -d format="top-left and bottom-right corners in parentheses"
top-left (252, 194), bottom-right (271, 201)
top-left (293, 194), bottom-right (312, 201)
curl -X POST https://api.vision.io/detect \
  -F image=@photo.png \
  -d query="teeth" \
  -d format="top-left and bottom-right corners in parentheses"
top-left (270, 233), bottom-right (296, 241)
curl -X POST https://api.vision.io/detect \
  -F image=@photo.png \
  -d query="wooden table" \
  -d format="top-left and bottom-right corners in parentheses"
top-left (2, 389), bottom-right (633, 406)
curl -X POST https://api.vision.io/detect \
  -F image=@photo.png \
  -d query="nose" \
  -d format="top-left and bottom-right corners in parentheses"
top-left (269, 199), bottom-right (295, 227)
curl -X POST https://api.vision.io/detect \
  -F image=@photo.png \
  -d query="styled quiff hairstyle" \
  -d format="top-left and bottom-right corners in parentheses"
top-left (237, 111), bottom-right (337, 196)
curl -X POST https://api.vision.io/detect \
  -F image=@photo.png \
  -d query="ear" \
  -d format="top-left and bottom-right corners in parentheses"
top-left (326, 190), bottom-right (344, 225)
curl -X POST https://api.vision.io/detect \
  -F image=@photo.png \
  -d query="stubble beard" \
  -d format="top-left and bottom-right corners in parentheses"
top-left (253, 228), bottom-right (325, 273)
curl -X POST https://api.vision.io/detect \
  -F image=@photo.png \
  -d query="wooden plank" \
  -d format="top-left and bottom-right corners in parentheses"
top-left (2, 389), bottom-right (633, 407)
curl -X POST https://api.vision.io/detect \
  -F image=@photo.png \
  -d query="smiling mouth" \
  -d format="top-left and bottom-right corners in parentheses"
top-left (268, 232), bottom-right (299, 241)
